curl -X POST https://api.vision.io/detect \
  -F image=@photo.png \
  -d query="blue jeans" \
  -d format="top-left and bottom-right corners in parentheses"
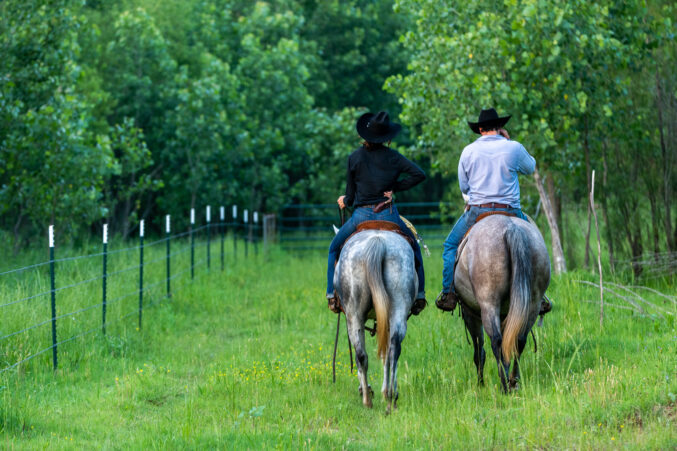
top-left (327, 205), bottom-right (425, 298)
top-left (442, 206), bottom-right (528, 293)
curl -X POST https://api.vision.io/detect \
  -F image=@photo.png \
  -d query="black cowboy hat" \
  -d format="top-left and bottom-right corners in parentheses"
top-left (467, 108), bottom-right (511, 134)
top-left (356, 111), bottom-right (402, 143)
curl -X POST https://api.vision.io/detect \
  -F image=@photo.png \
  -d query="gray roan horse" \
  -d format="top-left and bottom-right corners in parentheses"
top-left (335, 229), bottom-right (417, 411)
top-left (454, 214), bottom-right (550, 392)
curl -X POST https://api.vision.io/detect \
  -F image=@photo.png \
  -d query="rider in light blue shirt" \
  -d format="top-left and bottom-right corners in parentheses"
top-left (458, 134), bottom-right (535, 208)
top-left (436, 108), bottom-right (537, 312)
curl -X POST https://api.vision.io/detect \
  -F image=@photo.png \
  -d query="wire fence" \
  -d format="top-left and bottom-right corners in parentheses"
top-left (615, 251), bottom-right (677, 279)
top-left (278, 201), bottom-right (457, 252)
top-left (4, 201), bottom-right (672, 375)
top-left (0, 206), bottom-right (266, 374)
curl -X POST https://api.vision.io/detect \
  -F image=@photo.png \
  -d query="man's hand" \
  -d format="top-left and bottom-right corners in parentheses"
top-left (498, 128), bottom-right (510, 139)
top-left (337, 195), bottom-right (346, 209)
top-left (383, 191), bottom-right (393, 203)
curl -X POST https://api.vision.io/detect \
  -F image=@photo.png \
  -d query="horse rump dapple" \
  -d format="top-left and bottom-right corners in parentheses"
top-left (335, 229), bottom-right (417, 412)
top-left (453, 214), bottom-right (550, 393)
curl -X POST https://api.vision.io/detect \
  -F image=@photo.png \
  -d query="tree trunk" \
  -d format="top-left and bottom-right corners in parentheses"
top-left (545, 175), bottom-right (562, 234)
top-left (647, 183), bottom-right (661, 257)
top-left (584, 117), bottom-right (592, 268)
top-left (655, 68), bottom-right (674, 252)
top-left (12, 209), bottom-right (25, 256)
top-left (618, 198), bottom-right (643, 277)
top-left (533, 168), bottom-right (566, 274)
top-left (600, 142), bottom-right (615, 272)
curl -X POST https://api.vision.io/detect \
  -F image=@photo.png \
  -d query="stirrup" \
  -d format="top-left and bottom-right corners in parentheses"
top-left (435, 291), bottom-right (458, 312)
top-left (410, 298), bottom-right (427, 316)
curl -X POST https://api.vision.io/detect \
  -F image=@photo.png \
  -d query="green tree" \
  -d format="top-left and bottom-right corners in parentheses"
top-left (0, 0), bottom-right (117, 248)
top-left (387, 0), bottom-right (659, 273)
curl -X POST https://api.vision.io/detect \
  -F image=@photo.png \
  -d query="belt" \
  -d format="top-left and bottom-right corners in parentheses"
top-left (357, 200), bottom-right (392, 213)
top-left (469, 202), bottom-right (512, 209)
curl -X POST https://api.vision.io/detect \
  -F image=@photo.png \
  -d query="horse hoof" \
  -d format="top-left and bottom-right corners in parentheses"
top-left (358, 384), bottom-right (374, 397)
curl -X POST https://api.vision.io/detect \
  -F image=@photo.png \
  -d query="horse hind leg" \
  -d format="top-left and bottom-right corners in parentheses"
top-left (381, 354), bottom-right (390, 402)
top-left (509, 331), bottom-right (530, 390)
top-left (481, 307), bottom-right (510, 393)
top-left (384, 318), bottom-right (406, 414)
top-left (462, 309), bottom-right (486, 386)
top-left (346, 314), bottom-right (373, 408)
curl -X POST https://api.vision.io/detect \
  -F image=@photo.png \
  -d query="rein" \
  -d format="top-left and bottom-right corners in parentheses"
top-left (332, 313), bottom-right (341, 383)
top-left (332, 311), bottom-right (376, 383)
top-left (333, 206), bottom-right (354, 383)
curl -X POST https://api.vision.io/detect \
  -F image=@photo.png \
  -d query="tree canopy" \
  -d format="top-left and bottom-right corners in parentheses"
top-left (0, 0), bottom-right (674, 273)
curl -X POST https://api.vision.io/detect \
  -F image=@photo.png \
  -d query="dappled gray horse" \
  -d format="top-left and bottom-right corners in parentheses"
top-left (335, 229), bottom-right (417, 411)
top-left (454, 214), bottom-right (550, 392)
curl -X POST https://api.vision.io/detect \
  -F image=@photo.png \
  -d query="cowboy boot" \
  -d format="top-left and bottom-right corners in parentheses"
top-left (435, 290), bottom-right (458, 312)
top-left (327, 293), bottom-right (341, 314)
top-left (410, 296), bottom-right (427, 315)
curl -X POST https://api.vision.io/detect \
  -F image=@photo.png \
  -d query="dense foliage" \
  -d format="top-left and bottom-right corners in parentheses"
top-left (0, 0), bottom-right (410, 245)
top-left (0, 0), bottom-right (674, 274)
top-left (387, 0), bottom-right (675, 273)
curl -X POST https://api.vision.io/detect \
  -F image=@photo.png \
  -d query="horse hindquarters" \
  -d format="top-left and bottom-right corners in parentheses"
top-left (339, 231), bottom-right (416, 409)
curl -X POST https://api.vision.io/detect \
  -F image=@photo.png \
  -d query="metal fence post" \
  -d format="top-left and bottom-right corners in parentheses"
top-left (166, 215), bottom-right (171, 298)
top-left (102, 224), bottom-right (108, 335)
top-left (244, 209), bottom-right (249, 258)
top-left (139, 219), bottom-right (144, 330)
top-left (220, 206), bottom-right (225, 271)
top-left (190, 208), bottom-right (195, 280)
top-left (255, 212), bottom-right (261, 256)
top-left (232, 205), bottom-right (237, 259)
top-left (49, 225), bottom-right (57, 370)
top-left (206, 205), bottom-right (211, 270)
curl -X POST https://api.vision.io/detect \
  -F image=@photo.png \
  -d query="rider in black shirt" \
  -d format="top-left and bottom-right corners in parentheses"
top-left (326, 111), bottom-right (427, 315)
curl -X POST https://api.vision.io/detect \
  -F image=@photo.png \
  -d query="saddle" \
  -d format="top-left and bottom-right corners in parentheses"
top-left (354, 220), bottom-right (416, 248)
top-left (335, 220), bottom-right (418, 265)
top-left (461, 211), bottom-right (518, 241)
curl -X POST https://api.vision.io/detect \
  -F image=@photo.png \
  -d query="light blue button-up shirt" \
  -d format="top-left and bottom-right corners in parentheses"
top-left (458, 134), bottom-right (535, 209)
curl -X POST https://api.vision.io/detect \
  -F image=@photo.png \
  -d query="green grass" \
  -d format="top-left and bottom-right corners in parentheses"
top-left (0, 243), bottom-right (675, 449)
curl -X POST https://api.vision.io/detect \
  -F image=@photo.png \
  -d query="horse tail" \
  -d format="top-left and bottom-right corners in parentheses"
top-left (502, 225), bottom-right (533, 365)
top-left (365, 234), bottom-right (390, 363)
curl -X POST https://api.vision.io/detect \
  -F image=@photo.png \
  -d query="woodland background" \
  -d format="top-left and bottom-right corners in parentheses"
top-left (0, 0), bottom-right (675, 277)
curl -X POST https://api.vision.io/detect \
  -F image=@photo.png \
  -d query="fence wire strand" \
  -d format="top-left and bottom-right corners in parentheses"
top-left (0, 212), bottom-right (248, 375)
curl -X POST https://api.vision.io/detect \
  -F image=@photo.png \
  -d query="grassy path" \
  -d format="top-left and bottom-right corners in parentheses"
top-left (1, 249), bottom-right (675, 449)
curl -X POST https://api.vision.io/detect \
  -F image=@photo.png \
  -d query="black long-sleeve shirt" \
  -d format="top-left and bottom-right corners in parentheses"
top-left (343, 144), bottom-right (426, 207)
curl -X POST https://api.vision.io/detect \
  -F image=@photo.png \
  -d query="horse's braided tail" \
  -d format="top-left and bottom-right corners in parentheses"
top-left (502, 225), bottom-right (533, 365)
top-left (365, 234), bottom-right (390, 363)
